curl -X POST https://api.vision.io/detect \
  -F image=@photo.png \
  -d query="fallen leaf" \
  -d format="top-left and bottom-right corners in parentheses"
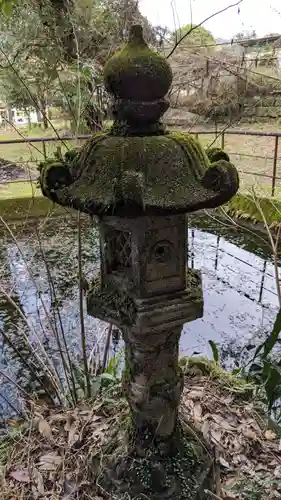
top-left (64, 415), bottom-right (75, 432)
top-left (279, 439), bottom-right (281, 451)
top-left (49, 414), bottom-right (69, 426)
top-left (211, 428), bottom-right (222, 445)
top-left (33, 468), bottom-right (44, 494)
top-left (187, 390), bottom-right (204, 400)
top-left (38, 463), bottom-right (57, 471)
top-left (38, 418), bottom-right (52, 439)
top-left (241, 427), bottom-right (257, 440)
top-left (38, 452), bottom-right (62, 470)
top-left (201, 420), bottom-right (210, 442)
top-left (265, 429), bottom-right (276, 441)
top-left (193, 403), bottom-right (202, 422)
top-left (9, 468), bottom-right (30, 483)
top-left (212, 414), bottom-right (235, 431)
top-left (274, 466), bottom-right (281, 477)
top-left (219, 457), bottom-right (231, 469)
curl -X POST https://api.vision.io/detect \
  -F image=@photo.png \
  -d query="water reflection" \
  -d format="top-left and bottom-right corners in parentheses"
top-left (0, 216), bottom-right (280, 416)
top-left (182, 221), bottom-right (280, 366)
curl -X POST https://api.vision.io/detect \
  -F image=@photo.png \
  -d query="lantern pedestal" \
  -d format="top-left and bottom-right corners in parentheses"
top-left (87, 215), bottom-right (212, 498)
top-left (87, 215), bottom-right (203, 444)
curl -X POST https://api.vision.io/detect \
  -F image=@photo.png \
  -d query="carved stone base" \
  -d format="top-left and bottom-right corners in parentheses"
top-left (100, 426), bottom-right (213, 500)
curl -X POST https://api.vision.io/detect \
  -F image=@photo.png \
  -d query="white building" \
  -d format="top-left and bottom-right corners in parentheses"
top-left (0, 106), bottom-right (39, 126)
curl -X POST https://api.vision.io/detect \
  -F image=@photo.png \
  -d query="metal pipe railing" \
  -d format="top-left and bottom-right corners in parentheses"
top-left (0, 129), bottom-right (280, 195)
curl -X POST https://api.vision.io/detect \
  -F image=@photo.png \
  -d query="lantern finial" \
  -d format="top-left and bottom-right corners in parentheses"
top-left (103, 24), bottom-right (172, 133)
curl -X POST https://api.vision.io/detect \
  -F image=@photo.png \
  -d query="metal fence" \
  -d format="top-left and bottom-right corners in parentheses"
top-left (0, 129), bottom-right (281, 196)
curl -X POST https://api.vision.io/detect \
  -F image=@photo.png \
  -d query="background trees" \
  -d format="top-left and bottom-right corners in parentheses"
top-left (0, 0), bottom-right (156, 130)
top-left (173, 24), bottom-right (215, 48)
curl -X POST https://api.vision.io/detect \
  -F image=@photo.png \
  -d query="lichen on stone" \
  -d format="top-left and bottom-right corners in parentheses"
top-left (103, 25), bottom-right (173, 102)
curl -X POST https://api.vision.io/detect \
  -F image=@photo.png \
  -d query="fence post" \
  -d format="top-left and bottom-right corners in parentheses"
top-left (42, 140), bottom-right (47, 160)
top-left (271, 136), bottom-right (279, 197)
top-left (221, 132), bottom-right (225, 150)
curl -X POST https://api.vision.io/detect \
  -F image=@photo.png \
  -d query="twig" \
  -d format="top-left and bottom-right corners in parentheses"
top-left (166, 0), bottom-right (243, 58)
top-left (213, 447), bottom-right (222, 496)
top-left (251, 191), bottom-right (281, 307)
top-left (204, 490), bottom-right (223, 500)
top-left (0, 327), bottom-right (56, 405)
top-left (0, 287), bottom-right (62, 402)
top-left (101, 324), bottom-right (113, 373)
top-left (35, 227), bottom-right (78, 404)
top-left (0, 216), bottom-right (65, 397)
top-left (3, 118), bottom-right (43, 156)
top-left (77, 211), bottom-right (91, 398)
top-left (0, 370), bottom-right (31, 400)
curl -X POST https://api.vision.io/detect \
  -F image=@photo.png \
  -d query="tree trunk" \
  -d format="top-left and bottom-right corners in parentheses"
top-left (26, 109), bottom-right (31, 130)
top-left (43, 113), bottom-right (48, 130)
top-left (122, 327), bottom-right (183, 454)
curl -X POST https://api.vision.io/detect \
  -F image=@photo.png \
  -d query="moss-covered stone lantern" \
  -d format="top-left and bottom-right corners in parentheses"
top-left (39, 25), bottom-right (239, 498)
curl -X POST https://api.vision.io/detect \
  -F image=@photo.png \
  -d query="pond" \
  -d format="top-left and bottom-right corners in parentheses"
top-left (0, 214), bottom-right (280, 417)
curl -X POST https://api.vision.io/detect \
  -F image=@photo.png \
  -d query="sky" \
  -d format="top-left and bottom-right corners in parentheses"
top-left (139, 0), bottom-right (281, 40)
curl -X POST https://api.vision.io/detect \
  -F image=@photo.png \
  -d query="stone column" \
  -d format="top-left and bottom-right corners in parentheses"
top-left (122, 326), bottom-right (183, 454)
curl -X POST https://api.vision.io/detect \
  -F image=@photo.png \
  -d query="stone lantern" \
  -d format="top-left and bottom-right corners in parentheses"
top-left (39, 24), bottom-right (239, 497)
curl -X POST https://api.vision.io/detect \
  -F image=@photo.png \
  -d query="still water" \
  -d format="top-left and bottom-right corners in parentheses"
top-left (0, 215), bottom-right (280, 416)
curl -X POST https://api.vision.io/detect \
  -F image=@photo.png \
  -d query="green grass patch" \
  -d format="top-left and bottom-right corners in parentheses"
top-left (0, 181), bottom-right (40, 199)
top-left (0, 180), bottom-right (67, 220)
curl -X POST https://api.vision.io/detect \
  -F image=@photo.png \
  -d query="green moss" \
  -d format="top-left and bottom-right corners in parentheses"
top-left (225, 192), bottom-right (281, 227)
top-left (185, 269), bottom-right (203, 302)
top-left (39, 133), bottom-right (107, 204)
top-left (104, 423), bottom-right (211, 499)
top-left (180, 356), bottom-right (255, 397)
top-left (87, 276), bottom-right (137, 326)
top-left (206, 147), bottom-right (230, 163)
top-left (103, 25), bottom-right (172, 101)
top-left (47, 132), bottom-right (215, 214)
top-left (38, 115), bottom-right (238, 217)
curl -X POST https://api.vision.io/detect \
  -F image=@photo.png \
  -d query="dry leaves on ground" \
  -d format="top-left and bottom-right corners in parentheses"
top-left (1, 374), bottom-right (281, 499)
top-left (181, 375), bottom-right (281, 499)
top-left (0, 393), bottom-right (126, 500)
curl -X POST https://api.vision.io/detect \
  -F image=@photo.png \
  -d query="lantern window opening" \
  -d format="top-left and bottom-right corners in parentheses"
top-left (104, 227), bottom-right (132, 272)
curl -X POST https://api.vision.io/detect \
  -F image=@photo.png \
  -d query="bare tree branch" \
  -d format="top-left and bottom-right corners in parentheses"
top-left (166, 0), bottom-right (243, 59)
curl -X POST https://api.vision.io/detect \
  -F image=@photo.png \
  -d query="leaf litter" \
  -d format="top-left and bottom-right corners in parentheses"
top-left (181, 372), bottom-right (281, 499)
top-left (0, 370), bottom-right (281, 499)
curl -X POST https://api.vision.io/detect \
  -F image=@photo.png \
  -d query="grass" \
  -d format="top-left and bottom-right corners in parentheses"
top-left (0, 122), bottom-right (78, 170)
top-left (0, 180), bottom-right (69, 219)
top-left (0, 180), bottom-right (40, 199)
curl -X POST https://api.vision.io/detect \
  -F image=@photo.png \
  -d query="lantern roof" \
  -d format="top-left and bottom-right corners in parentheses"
top-left (39, 25), bottom-right (239, 216)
